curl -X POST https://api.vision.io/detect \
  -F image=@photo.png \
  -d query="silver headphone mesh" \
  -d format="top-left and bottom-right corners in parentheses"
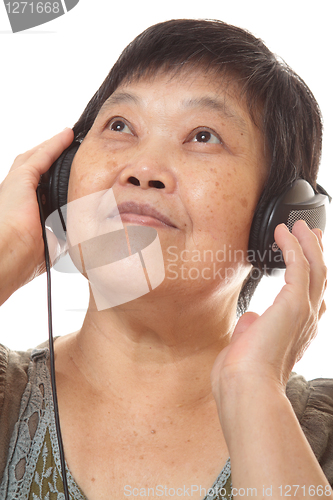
top-left (287, 205), bottom-right (326, 232)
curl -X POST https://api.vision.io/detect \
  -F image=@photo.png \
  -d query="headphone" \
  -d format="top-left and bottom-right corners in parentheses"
top-left (38, 141), bottom-right (331, 276)
top-left (249, 179), bottom-right (331, 275)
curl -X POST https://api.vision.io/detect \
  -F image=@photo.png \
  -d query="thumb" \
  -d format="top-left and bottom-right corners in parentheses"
top-left (231, 311), bottom-right (259, 343)
top-left (211, 311), bottom-right (260, 386)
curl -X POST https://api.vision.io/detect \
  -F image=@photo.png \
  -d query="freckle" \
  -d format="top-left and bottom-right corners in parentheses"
top-left (187, 439), bottom-right (191, 442)
top-left (240, 197), bottom-right (248, 208)
top-left (164, 445), bottom-right (168, 448)
top-left (215, 182), bottom-right (219, 187)
top-left (91, 477), bottom-right (96, 482)
top-left (151, 429), bottom-right (156, 434)
top-left (133, 431), bottom-right (138, 436)
top-left (210, 168), bottom-right (217, 173)
top-left (139, 455), bottom-right (144, 460)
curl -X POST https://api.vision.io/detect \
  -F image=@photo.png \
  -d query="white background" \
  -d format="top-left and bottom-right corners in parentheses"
top-left (0, 0), bottom-right (332, 380)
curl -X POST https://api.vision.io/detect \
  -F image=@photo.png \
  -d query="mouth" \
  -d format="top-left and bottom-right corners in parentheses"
top-left (108, 202), bottom-right (177, 228)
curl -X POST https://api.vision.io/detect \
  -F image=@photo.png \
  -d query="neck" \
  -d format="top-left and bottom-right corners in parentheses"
top-left (62, 286), bottom-right (239, 411)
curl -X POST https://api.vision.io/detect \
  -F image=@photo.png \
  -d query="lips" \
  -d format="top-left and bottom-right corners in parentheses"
top-left (108, 202), bottom-right (177, 228)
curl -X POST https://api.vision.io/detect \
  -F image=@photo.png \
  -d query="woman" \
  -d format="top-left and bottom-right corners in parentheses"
top-left (0, 19), bottom-right (332, 500)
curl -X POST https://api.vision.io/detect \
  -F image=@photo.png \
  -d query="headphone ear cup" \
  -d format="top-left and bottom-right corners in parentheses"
top-left (248, 188), bottom-right (293, 275)
top-left (39, 141), bottom-right (80, 239)
top-left (248, 179), bottom-right (329, 276)
top-left (49, 142), bottom-right (81, 216)
top-left (248, 200), bottom-right (267, 272)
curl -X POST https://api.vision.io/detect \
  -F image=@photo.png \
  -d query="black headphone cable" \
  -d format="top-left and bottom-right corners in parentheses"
top-left (36, 187), bottom-right (70, 500)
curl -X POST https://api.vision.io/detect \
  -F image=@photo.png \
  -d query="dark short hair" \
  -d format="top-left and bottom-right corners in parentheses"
top-left (73, 19), bottom-right (322, 315)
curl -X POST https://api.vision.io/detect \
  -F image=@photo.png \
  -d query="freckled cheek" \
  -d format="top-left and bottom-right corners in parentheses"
top-left (198, 183), bottom-right (254, 250)
top-left (68, 148), bottom-right (119, 202)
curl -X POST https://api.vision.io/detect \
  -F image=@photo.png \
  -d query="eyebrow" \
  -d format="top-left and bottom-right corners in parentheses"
top-left (100, 92), bottom-right (248, 133)
top-left (182, 97), bottom-right (248, 132)
top-left (100, 92), bottom-right (141, 112)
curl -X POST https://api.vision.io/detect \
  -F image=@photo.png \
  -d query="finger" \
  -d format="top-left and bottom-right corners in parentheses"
top-left (10, 144), bottom-right (51, 169)
top-left (311, 227), bottom-right (324, 252)
top-left (291, 220), bottom-right (327, 309)
top-left (9, 128), bottom-right (74, 173)
top-left (274, 223), bottom-right (311, 302)
top-left (232, 311), bottom-right (259, 340)
top-left (228, 311), bottom-right (260, 348)
top-left (311, 229), bottom-right (326, 304)
top-left (319, 299), bottom-right (326, 320)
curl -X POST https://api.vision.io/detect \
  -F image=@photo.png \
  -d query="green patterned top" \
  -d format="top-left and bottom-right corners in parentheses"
top-left (29, 427), bottom-right (83, 499)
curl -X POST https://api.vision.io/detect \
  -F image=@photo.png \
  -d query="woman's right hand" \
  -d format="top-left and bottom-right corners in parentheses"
top-left (0, 128), bottom-right (74, 305)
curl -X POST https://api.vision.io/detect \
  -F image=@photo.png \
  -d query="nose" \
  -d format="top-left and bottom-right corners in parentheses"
top-left (117, 146), bottom-right (177, 193)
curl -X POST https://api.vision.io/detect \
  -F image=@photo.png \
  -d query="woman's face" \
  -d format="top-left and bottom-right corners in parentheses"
top-left (67, 70), bottom-right (268, 302)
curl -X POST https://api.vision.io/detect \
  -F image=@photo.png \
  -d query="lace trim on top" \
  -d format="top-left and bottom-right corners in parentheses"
top-left (0, 346), bottom-right (232, 500)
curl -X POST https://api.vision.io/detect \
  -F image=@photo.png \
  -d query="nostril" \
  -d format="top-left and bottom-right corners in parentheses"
top-left (128, 176), bottom-right (140, 186)
top-left (149, 180), bottom-right (165, 189)
top-left (127, 177), bottom-right (165, 189)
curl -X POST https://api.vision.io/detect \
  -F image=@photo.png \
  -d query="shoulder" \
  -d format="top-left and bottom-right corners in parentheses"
top-left (0, 343), bottom-right (32, 416)
top-left (0, 340), bottom-right (51, 416)
top-left (0, 341), bottom-right (49, 484)
top-left (287, 372), bottom-right (333, 485)
top-left (0, 344), bottom-right (32, 482)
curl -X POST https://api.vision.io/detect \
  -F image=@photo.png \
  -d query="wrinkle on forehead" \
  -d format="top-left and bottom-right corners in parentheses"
top-left (102, 65), bottom-right (240, 104)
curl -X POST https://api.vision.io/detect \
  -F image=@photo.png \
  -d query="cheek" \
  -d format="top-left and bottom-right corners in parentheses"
top-left (66, 142), bottom-right (122, 248)
top-left (187, 166), bottom-right (261, 255)
top-left (68, 141), bottom-right (119, 203)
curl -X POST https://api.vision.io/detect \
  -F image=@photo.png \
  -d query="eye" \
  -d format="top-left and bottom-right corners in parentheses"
top-left (190, 129), bottom-right (222, 144)
top-left (108, 118), bottom-right (133, 135)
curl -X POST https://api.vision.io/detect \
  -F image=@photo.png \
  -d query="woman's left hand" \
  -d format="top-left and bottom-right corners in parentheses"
top-left (211, 220), bottom-right (327, 391)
